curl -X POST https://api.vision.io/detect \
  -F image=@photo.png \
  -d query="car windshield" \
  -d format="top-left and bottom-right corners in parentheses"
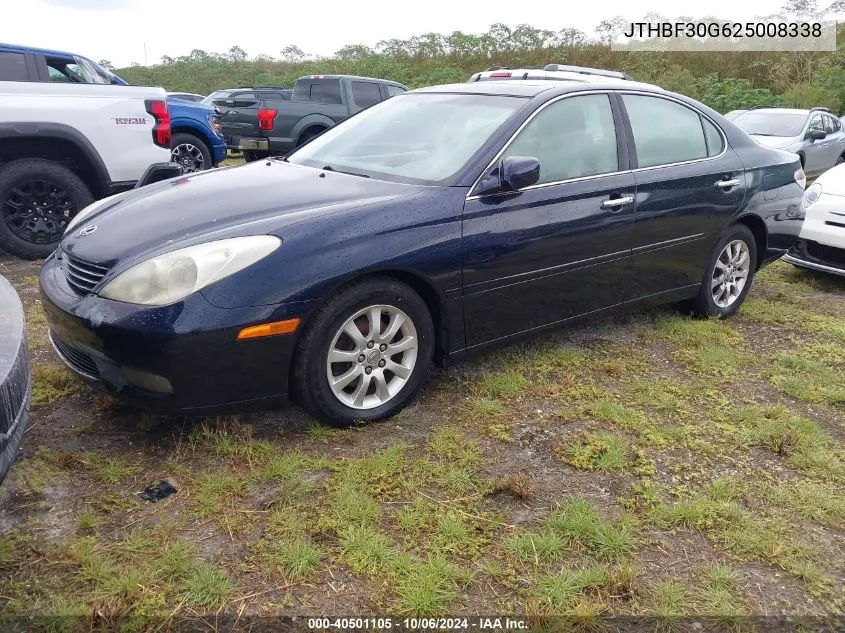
top-left (202, 90), bottom-right (231, 105)
top-left (286, 93), bottom-right (527, 185)
top-left (733, 111), bottom-right (807, 137)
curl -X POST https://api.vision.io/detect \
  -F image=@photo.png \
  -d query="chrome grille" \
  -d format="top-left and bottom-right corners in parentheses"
top-left (60, 251), bottom-right (110, 295)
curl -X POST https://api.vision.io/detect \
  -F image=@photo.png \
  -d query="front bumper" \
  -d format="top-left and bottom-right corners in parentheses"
top-left (39, 254), bottom-right (312, 413)
top-left (783, 239), bottom-right (845, 277)
top-left (210, 136), bottom-right (227, 165)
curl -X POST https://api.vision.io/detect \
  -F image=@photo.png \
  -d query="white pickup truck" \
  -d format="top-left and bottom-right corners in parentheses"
top-left (0, 45), bottom-right (181, 258)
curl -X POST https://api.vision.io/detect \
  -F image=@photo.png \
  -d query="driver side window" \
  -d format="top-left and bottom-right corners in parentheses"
top-left (502, 94), bottom-right (618, 185)
top-left (808, 115), bottom-right (825, 134)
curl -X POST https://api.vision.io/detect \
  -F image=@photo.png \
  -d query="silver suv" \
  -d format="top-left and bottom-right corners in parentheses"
top-left (732, 106), bottom-right (845, 177)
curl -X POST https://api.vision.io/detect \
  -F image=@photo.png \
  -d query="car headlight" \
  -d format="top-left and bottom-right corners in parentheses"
top-left (65, 193), bottom-right (123, 234)
top-left (99, 235), bottom-right (281, 306)
top-left (802, 182), bottom-right (822, 208)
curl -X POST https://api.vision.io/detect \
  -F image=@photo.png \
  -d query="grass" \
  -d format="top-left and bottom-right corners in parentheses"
top-left (271, 538), bottom-right (321, 580)
top-left (479, 369), bottom-right (530, 399)
top-left (768, 351), bottom-right (845, 407)
top-left (531, 566), bottom-right (610, 612)
top-left (3, 258), bottom-right (844, 618)
top-left (395, 553), bottom-right (458, 615)
top-left (714, 405), bottom-right (843, 481)
top-left (339, 525), bottom-right (399, 575)
top-left (555, 432), bottom-right (627, 471)
top-left (182, 564), bottom-right (234, 609)
top-left (31, 364), bottom-right (87, 405)
top-left (191, 472), bottom-right (247, 516)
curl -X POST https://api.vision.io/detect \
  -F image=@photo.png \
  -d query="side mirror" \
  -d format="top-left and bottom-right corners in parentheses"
top-left (473, 156), bottom-right (541, 197)
top-left (501, 156), bottom-right (541, 191)
top-left (809, 129), bottom-right (827, 141)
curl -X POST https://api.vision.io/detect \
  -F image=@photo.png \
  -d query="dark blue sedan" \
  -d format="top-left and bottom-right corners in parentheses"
top-left (40, 80), bottom-right (805, 425)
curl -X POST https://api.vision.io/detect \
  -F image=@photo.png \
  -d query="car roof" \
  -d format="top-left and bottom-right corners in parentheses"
top-left (0, 42), bottom-right (77, 58)
top-left (412, 80), bottom-right (664, 98)
top-left (296, 74), bottom-right (408, 89)
top-left (743, 108), bottom-right (812, 116)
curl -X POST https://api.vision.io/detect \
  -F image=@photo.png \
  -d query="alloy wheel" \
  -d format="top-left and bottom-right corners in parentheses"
top-left (2, 179), bottom-right (75, 244)
top-left (326, 304), bottom-right (419, 410)
top-left (711, 239), bottom-right (750, 308)
top-left (171, 143), bottom-right (205, 173)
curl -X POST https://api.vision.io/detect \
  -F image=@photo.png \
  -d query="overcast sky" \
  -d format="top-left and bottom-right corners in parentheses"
top-left (2, 0), bottom-right (793, 67)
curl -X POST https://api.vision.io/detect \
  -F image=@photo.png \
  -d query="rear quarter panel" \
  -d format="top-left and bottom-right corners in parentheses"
top-left (735, 144), bottom-right (805, 258)
top-left (0, 81), bottom-right (171, 182)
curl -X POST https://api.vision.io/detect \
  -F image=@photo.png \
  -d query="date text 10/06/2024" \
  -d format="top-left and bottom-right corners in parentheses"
top-left (307, 618), bottom-right (528, 630)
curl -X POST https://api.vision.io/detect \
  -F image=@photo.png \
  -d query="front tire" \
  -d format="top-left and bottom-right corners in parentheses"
top-left (292, 277), bottom-right (434, 427)
top-left (0, 159), bottom-right (93, 259)
top-left (690, 224), bottom-right (757, 318)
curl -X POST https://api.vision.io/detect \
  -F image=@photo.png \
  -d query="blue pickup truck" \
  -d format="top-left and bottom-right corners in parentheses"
top-left (165, 96), bottom-right (227, 172)
top-left (0, 43), bottom-right (226, 172)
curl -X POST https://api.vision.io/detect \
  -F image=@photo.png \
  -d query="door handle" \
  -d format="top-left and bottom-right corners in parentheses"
top-left (716, 179), bottom-right (741, 189)
top-left (601, 196), bottom-right (634, 210)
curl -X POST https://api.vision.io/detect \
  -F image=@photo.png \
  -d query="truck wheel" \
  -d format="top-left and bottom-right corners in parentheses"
top-left (0, 159), bottom-right (94, 260)
top-left (171, 133), bottom-right (212, 173)
top-left (297, 127), bottom-right (325, 147)
top-left (242, 150), bottom-right (264, 163)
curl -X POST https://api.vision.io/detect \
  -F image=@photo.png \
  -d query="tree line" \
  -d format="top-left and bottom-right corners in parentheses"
top-left (114, 1), bottom-right (845, 114)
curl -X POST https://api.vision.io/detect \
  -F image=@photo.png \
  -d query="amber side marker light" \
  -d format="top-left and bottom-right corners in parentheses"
top-left (237, 318), bottom-right (300, 340)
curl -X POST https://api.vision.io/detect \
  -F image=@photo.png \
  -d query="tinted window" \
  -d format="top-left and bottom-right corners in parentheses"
top-left (0, 52), bottom-right (28, 81)
top-left (203, 90), bottom-right (233, 105)
top-left (387, 85), bottom-right (406, 97)
top-left (503, 94), bottom-right (618, 184)
top-left (624, 95), bottom-right (707, 168)
top-left (702, 118), bottom-right (724, 157)
top-left (294, 79), bottom-right (342, 104)
top-left (351, 81), bottom-right (381, 108)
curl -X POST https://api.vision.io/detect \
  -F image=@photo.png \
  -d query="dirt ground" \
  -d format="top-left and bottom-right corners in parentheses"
top-left (0, 252), bottom-right (843, 632)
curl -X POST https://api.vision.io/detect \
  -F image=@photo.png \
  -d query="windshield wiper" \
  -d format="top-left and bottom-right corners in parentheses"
top-left (321, 165), bottom-right (370, 178)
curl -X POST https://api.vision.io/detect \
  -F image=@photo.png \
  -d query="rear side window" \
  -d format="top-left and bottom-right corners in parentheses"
top-left (503, 94), bottom-right (618, 184)
top-left (702, 118), bottom-right (724, 157)
top-left (351, 81), bottom-right (381, 108)
top-left (386, 85), bottom-right (406, 97)
top-left (0, 52), bottom-right (29, 81)
top-left (294, 79), bottom-right (342, 104)
top-left (623, 95), bottom-right (709, 168)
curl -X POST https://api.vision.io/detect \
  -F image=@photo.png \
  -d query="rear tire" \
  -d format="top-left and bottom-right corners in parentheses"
top-left (171, 133), bottom-right (212, 173)
top-left (296, 127), bottom-right (325, 147)
top-left (689, 224), bottom-right (757, 318)
top-left (292, 277), bottom-right (434, 427)
top-left (0, 159), bottom-right (93, 260)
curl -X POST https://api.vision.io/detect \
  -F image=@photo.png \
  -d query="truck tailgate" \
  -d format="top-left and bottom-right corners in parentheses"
top-left (219, 105), bottom-right (260, 149)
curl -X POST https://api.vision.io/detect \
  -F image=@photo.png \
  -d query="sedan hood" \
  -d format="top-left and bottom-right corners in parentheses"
top-left (61, 161), bottom-right (424, 266)
top-left (815, 161), bottom-right (845, 195)
top-left (749, 135), bottom-right (795, 150)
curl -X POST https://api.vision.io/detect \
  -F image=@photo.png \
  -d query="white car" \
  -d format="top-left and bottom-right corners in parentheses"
top-left (783, 162), bottom-right (845, 276)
